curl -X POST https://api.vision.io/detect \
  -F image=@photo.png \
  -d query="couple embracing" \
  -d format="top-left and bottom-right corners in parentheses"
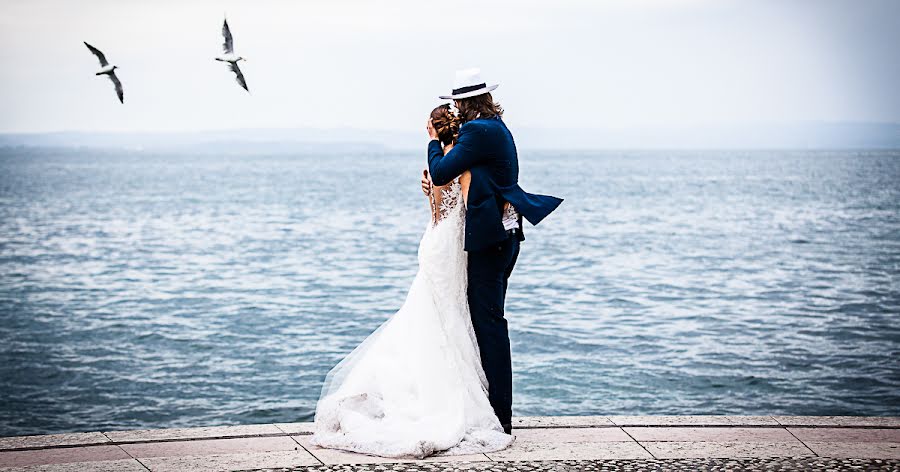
top-left (310, 68), bottom-right (563, 459)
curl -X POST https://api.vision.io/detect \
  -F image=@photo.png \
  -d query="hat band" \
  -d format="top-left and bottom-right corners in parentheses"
top-left (451, 83), bottom-right (487, 96)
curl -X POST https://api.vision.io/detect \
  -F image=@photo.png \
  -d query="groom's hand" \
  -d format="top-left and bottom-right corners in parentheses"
top-left (426, 118), bottom-right (439, 141)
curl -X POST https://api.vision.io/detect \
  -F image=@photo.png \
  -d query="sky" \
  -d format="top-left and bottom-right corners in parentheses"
top-left (0, 0), bottom-right (898, 135)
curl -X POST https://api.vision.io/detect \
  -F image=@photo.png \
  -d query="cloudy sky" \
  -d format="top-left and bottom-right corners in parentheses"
top-left (0, 0), bottom-right (898, 134)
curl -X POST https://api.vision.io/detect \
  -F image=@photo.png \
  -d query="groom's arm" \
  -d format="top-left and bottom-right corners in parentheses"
top-left (427, 124), bottom-right (484, 186)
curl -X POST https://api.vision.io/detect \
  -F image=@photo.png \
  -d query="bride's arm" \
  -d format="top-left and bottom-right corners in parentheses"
top-left (459, 170), bottom-right (470, 206)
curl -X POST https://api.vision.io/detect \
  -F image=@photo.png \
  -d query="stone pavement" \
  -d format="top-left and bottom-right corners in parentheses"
top-left (1, 416), bottom-right (898, 471)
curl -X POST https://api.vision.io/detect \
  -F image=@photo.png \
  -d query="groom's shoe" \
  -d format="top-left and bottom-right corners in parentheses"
top-left (502, 423), bottom-right (512, 435)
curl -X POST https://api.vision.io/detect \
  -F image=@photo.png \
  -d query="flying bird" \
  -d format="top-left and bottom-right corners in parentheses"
top-left (83, 42), bottom-right (123, 104)
top-left (215, 18), bottom-right (249, 92)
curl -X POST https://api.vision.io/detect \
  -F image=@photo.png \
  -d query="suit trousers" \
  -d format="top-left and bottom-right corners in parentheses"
top-left (466, 230), bottom-right (520, 431)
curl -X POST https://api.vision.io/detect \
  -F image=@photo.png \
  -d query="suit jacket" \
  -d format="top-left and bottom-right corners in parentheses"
top-left (428, 116), bottom-right (563, 252)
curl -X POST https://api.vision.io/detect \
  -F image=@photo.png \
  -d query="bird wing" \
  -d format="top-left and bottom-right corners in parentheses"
top-left (108, 71), bottom-right (124, 103)
top-left (229, 61), bottom-right (249, 92)
top-left (222, 19), bottom-right (234, 54)
top-left (84, 42), bottom-right (108, 66)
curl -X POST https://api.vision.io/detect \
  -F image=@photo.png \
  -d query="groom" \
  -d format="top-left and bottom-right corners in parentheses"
top-left (423, 68), bottom-right (563, 434)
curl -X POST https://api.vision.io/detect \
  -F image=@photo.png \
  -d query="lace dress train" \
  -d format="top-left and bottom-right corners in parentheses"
top-left (310, 178), bottom-right (513, 459)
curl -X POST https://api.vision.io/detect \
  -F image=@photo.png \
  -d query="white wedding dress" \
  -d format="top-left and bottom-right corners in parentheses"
top-left (310, 177), bottom-right (514, 459)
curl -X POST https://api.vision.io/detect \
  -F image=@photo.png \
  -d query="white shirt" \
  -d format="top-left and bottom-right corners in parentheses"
top-left (501, 203), bottom-right (519, 231)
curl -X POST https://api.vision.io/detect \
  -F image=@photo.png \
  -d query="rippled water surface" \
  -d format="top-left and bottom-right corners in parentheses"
top-left (1, 148), bottom-right (898, 436)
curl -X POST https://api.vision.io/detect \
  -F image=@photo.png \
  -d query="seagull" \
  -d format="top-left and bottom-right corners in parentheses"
top-left (83, 42), bottom-right (123, 104)
top-left (215, 18), bottom-right (249, 92)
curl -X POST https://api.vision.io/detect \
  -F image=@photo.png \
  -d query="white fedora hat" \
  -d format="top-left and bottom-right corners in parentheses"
top-left (439, 68), bottom-right (499, 100)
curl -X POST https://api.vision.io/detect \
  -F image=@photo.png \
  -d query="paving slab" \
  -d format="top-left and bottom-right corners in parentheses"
top-left (773, 416), bottom-right (900, 427)
top-left (723, 416), bottom-right (780, 426)
top-left (484, 441), bottom-right (652, 461)
top-left (805, 441), bottom-right (900, 459)
top-left (609, 415), bottom-right (733, 427)
top-left (269, 457), bottom-right (900, 471)
top-left (0, 433), bottom-right (110, 452)
top-left (643, 441), bottom-right (815, 459)
top-left (0, 458), bottom-right (148, 472)
top-left (514, 427), bottom-right (632, 443)
top-left (0, 446), bottom-right (131, 468)
top-left (105, 423), bottom-right (281, 443)
top-left (788, 427), bottom-right (900, 442)
top-left (291, 435), bottom-right (489, 465)
top-left (274, 423), bottom-right (315, 435)
top-left (625, 427), bottom-right (796, 442)
top-left (5, 416), bottom-right (900, 469)
top-left (512, 416), bottom-right (615, 428)
top-left (120, 435), bottom-right (300, 459)
top-left (138, 450), bottom-right (320, 471)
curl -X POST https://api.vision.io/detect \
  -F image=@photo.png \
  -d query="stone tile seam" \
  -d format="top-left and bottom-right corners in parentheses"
top-left (0, 441), bottom-right (112, 453)
top-left (618, 426), bottom-right (657, 460)
top-left (105, 433), bottom-right (152, 472)
top-left (0, 432), bottom-right (297, 452)
top-left (781, 427), bottom-right (821, 458)
top-left (768, 417), bottom-right (900, 428)
top-left (276, 424), bottom-right (324, 466)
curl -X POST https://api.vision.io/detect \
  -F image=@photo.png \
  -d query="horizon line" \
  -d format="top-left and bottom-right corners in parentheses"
top-left (1, 120), bottom-right (899, 136)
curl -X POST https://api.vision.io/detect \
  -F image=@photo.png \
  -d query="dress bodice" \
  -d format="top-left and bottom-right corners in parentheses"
top-left (431, 177), bottom-right (463, 225)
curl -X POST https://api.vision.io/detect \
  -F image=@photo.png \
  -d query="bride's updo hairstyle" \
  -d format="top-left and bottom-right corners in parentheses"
top-left (430, 104), bottom-right (460, 147)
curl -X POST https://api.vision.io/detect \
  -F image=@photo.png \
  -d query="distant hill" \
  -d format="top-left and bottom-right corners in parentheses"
top-left (0, 128), bottom-right (412, 154)
top-left (1, 122), bottom-right (897, 152)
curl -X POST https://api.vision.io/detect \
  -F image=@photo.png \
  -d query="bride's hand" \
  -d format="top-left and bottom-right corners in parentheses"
top-left (421, 169), bottom-right (432, 196)
top-left (426, 118), bottom-right (439, 141)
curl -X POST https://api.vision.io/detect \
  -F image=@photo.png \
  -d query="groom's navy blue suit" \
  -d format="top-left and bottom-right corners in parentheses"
top-left (428, 116), bottom-right (562, 431)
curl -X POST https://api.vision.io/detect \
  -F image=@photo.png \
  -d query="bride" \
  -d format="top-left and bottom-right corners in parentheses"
top-left (309, 104), bottom-right (514, 459)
